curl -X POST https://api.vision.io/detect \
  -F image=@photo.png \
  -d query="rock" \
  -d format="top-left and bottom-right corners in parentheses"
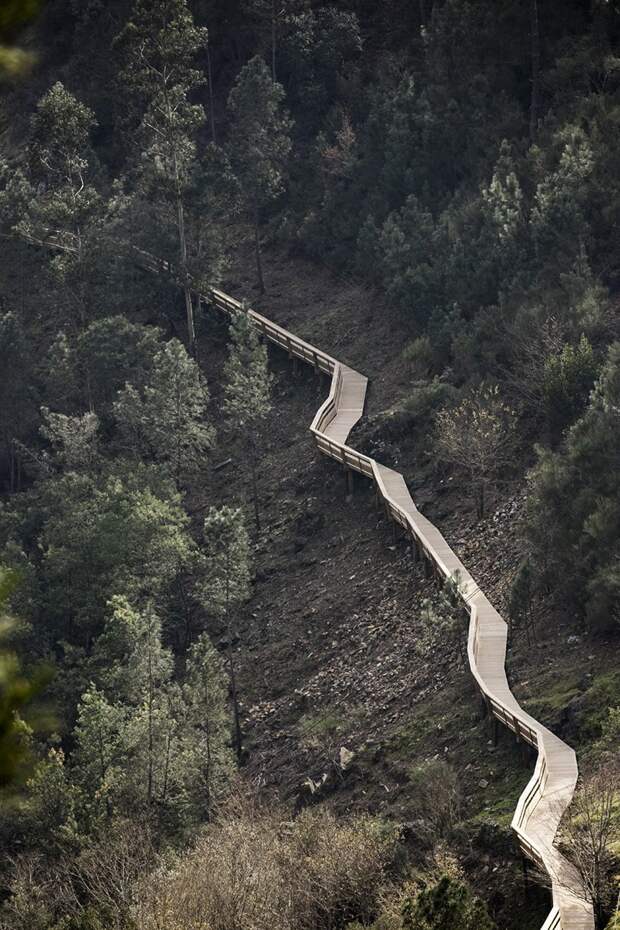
top-left (478, 778), bottom-right (489, 789)
top-left (339, 746), bottom-right (355, 770)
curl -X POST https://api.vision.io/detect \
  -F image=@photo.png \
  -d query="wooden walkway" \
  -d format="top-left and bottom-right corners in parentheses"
top-left (208, 287), bottom-right (594, 930)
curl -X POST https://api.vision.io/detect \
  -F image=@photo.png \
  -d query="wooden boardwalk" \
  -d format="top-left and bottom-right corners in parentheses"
top-left (209, 287), bottom-right (594, 930)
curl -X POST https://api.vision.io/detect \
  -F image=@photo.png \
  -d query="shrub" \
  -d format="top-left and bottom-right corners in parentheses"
top-left (402, 874), bottom-right (495, 930)
top-left (542, 334), bottom-right (598, 439)
top-left (402, 337), bottom-right (434, 379)
top-left (133, 799), bottom-right (399, 930)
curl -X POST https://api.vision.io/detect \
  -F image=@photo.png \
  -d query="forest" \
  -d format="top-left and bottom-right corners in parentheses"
top-left (0, 1), bottom-right (619, 929)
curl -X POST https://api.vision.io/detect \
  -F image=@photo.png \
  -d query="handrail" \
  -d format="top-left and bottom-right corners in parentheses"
top-left (204, 285), bottom-right (595, 930)
top-left (21, 234), bottom-right (595, 929)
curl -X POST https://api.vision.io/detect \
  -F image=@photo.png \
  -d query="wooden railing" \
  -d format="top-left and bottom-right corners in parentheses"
top-left (206, 285), bottom-right (595, 930)
top-left (21, 232), bottom-right (596, 930)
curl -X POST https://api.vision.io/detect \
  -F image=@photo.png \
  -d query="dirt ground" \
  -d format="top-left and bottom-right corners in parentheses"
top-left (198, 234), bottom-right (618, 930)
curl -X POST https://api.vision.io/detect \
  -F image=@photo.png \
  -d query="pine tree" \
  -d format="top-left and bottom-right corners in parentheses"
top-left (184, 632), bottom-right (233, 818)
top-left (222, 310), bottom-right (273, 531)
top-left (116, 0), bottom-right (208, 354)
top-left (227, 56), bottom-right (293, 293)
top-left (2, 83), bottom-right (101, 346)
top-left (0, 312), bottom-right (38, 491)
top-left (113, 338), bottom-right (214, 485)
top-left (40, 408), bottom-right (100, 472)
top-left (74, 595), bottom-right (232, 834)
top-left (200, 506), bottom-right (250, 760)
top-left (526, 342), bottom-right (620, 632)
top-left (73, 684), bottom-right (127, 822)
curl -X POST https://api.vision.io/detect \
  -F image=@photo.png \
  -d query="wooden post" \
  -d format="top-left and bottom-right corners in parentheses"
top-left (521, 854), bottom-right (530, 896)
top-left (424, 556), bottom-right (432, 579)
top-left (346, 468), bottom-right (354, 498)
top-left (491, 715), bottom-right (500, 746)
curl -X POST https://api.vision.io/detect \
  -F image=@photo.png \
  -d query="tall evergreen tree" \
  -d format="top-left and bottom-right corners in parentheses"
top-left (74, 595), bottom-right (232, 833)
top-left (184, 632), bottom-right (233, 817)
top-left (227, 56), bottom-right (293, 293)
top-left (526, 341), bottom-right (620, 632)
top-left (200, 506), bottom-right (250, 760)
top-left (222, 310), bottom-right (273, 531)
top-left (116, 0), bottom-right (209, 354)
top-left (1, 83), bottom-right (101, 345)
top-left (113, 338), bottom-right (214, 485)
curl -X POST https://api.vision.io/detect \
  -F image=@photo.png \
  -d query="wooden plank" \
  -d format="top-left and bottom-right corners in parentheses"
top-left (204, 283), bottom-right (594, 930)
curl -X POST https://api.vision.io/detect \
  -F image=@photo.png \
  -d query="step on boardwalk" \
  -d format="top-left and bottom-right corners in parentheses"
top-left (209, 286), bottom-right (595, 930)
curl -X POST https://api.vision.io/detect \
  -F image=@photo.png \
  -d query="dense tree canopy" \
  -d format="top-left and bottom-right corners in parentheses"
top-left (1, 1), bottom-right (620, 927)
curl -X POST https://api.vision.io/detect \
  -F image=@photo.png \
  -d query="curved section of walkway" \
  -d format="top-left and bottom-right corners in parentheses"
top-left (208, 287), bottom-right (594, 930)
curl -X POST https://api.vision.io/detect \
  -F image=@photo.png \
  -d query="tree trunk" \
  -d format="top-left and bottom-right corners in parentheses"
top-left (254, 210), bottom-right (265, 295)
top-left (250, 436), bottom-right (261, 533)
top-left (207, 40), bottom-right (217, 144)
top-left (529, 0), bottom-right (540, 142)
top-left (227, 627), bottom-right (243, 763)
top-left (177, 194), bottom-right (196, 354)
top-left (271, 0), bottom-right (277, 82)
top-left (203, 679), bottom-right (212, 818)
top-left (147, 636), bottom-right (154, 806)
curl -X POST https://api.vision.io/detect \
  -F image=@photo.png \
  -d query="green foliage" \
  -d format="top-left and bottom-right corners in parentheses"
top-left (200, 505), bottom-right (251, 619)
top-left (40, 408), bottom-right (100, 471)
top-left (508, 558), bottom-right (534, 640)
top-left (402, 337), bottom-right (434, 380)
top-left (77, 317), bottom-right (161, 410)
top-left (0, 311), bottom-right (39, 489)
top-left (375, 196), bottom-right (440, 325)
top-left (227, 55), bottom-right (292, 289)
top-left (223, 311), bottom-right (273, 430)
top-left (530, 125), bottom-right (595, 273)
top-left (276, 6), bottom-right (362, 131)
top-left (222, 310), bottom-right (273, 529)
top-left (113, 338), bottom-right (214, 484)
top-left (542, 334), bottom-right (598, 438)
top-left (416, 574), bottom-right (467, 667)
top-left (526, 342), bottom-right (620, 630)
top-left (227, 56), bottom-right (293, 215)
top-left (1, 82), bottom-right (103, 339)
top-left (402, 875), bottom-right (495, 930)
top-left (22, 466), bottom-right (194, 641)
top-left (115, 0), bottom-right (214, 347)
top-left (0, 570), bottom-right (49, 789)
top-left (73, 596), bottom-right (232, 833)
top-left (24, 748), bottom-right (81, 851)
top-left (481, 141), bottom-right (524, 246)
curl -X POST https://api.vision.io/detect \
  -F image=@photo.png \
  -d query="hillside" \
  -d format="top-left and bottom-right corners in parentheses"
top-left (0, 3), bottom-right (619, 930)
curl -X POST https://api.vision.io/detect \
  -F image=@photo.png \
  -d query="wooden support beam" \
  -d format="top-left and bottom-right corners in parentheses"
top-left (491, 715), bottom-right (500, 746)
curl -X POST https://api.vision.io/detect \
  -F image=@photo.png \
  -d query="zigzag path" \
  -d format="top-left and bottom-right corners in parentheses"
top-left (207, 284), bottom-right (594, 930)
